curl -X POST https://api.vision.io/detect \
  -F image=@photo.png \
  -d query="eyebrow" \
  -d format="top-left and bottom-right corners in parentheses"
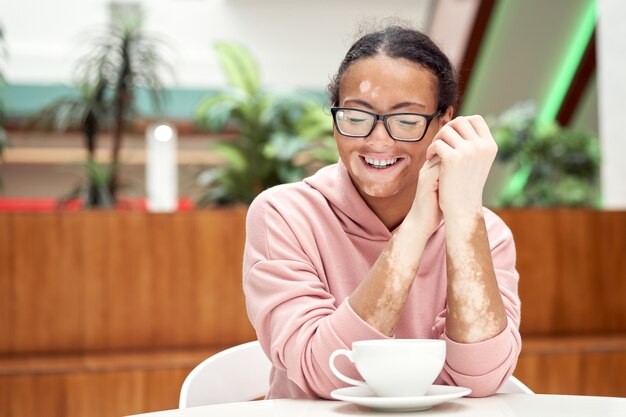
top-left (343, 99), bottom-right (426, 111)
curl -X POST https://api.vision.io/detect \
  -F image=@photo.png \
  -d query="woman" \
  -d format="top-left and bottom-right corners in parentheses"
top-left (243, 25), bottom-right (521, 399)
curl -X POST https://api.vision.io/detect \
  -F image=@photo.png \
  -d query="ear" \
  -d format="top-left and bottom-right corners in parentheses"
top-left (440, 106), bottom-right (454, 125)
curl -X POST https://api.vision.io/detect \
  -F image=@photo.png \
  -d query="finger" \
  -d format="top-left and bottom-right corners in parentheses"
top-left (426, 138), bottom-right (454, 161)
top-left (447, 116), bottom-right (481, 141)
top-left (434, 124), bottom-right (465, 149)
top-left (424, 155), bottom-right (441, 167)
top-left (466, 115), bottom-right (492, 139)
top-left (419, 158), bottom-right (441, 190)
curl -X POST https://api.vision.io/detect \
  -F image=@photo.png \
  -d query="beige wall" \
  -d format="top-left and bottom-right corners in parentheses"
top-left (2, 0), bottom-right (433, 89)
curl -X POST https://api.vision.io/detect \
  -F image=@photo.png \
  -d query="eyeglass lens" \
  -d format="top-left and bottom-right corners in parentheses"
top-left (335, 109), bottom-right (428, 141)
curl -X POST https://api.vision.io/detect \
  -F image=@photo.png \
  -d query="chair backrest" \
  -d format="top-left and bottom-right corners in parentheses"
top-left (498, 375), bottom-right (534, 394)
top-left (179, 341), bottom-right (532, 407)
top-left (179, 340), bottom-right (272, 408)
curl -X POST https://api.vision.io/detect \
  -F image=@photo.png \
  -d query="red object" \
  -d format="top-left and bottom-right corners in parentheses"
top-left (0, 198), bottom-right (195, 212)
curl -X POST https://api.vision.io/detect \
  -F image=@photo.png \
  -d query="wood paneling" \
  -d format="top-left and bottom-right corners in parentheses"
top-left (1, 338), bottom-right (624, 417)
top-left (516, 335), bottom-right (626, 397)
top-left (498, 209), bottom-right (626, 335)
top-left (0, 210), bottom-right (255, 355)
top-left (1, 209), bottom-right (625, 417)
top-left (0, 347), bottom-right (216, 417)
top-left (1, 367), bottom-right (190, 417)
top-left (2, 209), bottom-right (625, 352)
top-left (2, 209), bottom-right (625, 353)
top-left (0, 347), bottom-right (220, 376)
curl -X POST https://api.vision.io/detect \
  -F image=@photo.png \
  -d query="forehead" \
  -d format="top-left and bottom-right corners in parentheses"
top-left (339, 55), bottom-right (438, 109)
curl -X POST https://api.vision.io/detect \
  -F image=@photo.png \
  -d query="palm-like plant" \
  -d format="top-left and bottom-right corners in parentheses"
top-left (195, 42), bottom-right (337, 205)
top-left (79, 12), bottom-right (172, 194)
top-left (36, 10), bottom-right (172, 207)
top-left (37, 79), bottom-right (113, 206)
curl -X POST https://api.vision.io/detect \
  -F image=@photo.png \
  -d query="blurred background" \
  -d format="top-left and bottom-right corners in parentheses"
top-left (0, 0), bottom-right (624, 416)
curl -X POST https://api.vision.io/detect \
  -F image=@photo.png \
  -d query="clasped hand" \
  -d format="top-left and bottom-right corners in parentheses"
top-left (412, 115), bottom-right (498, 234)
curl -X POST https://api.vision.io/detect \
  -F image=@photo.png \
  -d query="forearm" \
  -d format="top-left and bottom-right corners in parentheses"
top-left (349, 214), bottom-right (431, 336)
top-left (444, 209), bottom-right (507, 343)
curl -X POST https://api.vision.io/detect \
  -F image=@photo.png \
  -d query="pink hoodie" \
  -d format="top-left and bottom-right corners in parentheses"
top-left (243, 162), bottom-right (521, 399)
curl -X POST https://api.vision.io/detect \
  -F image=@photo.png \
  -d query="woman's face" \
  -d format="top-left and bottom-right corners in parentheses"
top-left (335, 55), bottom-right (449, 204)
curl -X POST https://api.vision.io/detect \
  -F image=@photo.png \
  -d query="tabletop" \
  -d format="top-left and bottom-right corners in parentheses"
top-left (128, 393), bottom-right (626, 417)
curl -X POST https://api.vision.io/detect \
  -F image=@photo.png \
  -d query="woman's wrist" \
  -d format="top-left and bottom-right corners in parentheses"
top-left (441, 203), bottom-right (483, 225)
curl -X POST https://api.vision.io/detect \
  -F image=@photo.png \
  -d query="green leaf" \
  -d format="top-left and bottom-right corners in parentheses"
top-left (214, 42), bottom-right (260, 96)
top-left (84, 160), bottom-right (113, 186)
top-left (195, 94), bottom-right (238, 132)
top-left (266, 133), bottom-right (306, 161)
top-left (211, 142), bottom-right (248, 173)
top-left (197, 167), bottom-right (226, 187)
top-left (194, 43), bottom-right (337, 206)
top-left (296, 104), bottom-right (333, 140)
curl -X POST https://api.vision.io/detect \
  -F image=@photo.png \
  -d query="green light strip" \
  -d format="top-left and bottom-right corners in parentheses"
top-left (500, 162), bottom-right (532, 203)
top-left (536, 0), bottom-right (597, 125)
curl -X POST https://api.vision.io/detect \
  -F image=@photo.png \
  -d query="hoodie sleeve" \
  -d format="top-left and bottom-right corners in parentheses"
top-left (432, 209), bottom-right (522, 397)
top-left (243, 191), bottom-right (390, 399)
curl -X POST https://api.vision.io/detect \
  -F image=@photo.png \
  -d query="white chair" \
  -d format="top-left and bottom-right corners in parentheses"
top-left (179, 340), bottom-right (272, 408)
top-left (498, 375), bottom-right (534, 394)
top-left (179, 341), bottom-right (533, 408)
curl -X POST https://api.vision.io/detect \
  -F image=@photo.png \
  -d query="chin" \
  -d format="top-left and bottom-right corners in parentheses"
top-left (359, 183), bottom-right (401, 199)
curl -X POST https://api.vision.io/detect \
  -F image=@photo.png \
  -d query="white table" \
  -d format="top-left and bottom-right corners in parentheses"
top-left (129, 394), bottom-right (626, 417)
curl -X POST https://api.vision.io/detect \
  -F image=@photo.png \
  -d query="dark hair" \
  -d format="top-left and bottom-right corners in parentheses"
top-left (327, 26), bottom-right (457, 114)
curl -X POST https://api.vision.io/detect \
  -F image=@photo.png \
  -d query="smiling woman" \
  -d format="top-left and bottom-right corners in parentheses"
top-left (243, 25), bottom-right (520, 400)
top-left (331, 56), bottom-right (448, 229)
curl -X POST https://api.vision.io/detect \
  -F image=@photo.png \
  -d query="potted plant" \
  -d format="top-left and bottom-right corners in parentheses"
top-left (485, 102), bottom-right (601, 208)
top-left (195, 42), bottom-right (337, 206)
top-left (36, 9), bottom-right (172, 208)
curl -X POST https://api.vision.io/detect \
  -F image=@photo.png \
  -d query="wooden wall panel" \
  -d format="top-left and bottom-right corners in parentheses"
top-left (0, 348), bottom-right (217, 417)
top-left (0, 368), bottom-right (189, 417)
top-left (497, 210), bottom-right (626, 335)
top-left (0, 215), bottom-right (14, 354)
top-left (0, 210), bottom-right (255, 355)
top-left (1, 209), bottom-right (626, 351)
top-left (4, 208), bottom-right (624, 351)
top-left (9, 214), bottom-right (84, 353)
top-left (1, 209), bottom-right (625, 417)
top-left (1, 340), bottom-right (624, 417)
top-left (515, 336), bottom-right (626, 397)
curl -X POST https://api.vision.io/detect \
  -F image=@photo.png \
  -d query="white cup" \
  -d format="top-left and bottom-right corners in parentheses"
top-left (329, 339), bottom-right (445, 397)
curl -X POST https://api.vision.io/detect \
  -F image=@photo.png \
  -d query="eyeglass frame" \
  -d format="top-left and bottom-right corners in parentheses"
top-left (330, 106), bottom-right (442, 143)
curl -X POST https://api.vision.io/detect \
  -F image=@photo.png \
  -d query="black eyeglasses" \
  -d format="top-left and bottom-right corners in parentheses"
top-left (330, 107), bottom-right (441, 142)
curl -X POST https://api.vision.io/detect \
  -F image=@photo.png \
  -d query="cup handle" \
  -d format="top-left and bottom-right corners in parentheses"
top-left (329, 349), bottom-right (365, 386)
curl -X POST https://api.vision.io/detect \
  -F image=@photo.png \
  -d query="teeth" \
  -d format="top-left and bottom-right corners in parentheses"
top-left (364, 157), bottom-right (398, 168)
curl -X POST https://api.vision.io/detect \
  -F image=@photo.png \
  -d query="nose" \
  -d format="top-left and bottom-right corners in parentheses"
top-left (366, 120), bottom-right (395, 149)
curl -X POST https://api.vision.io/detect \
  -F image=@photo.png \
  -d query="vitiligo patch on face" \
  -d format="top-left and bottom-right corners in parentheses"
top-left (348, 157), bottom-right (402, 198)
top-left (359, 80), bottom-right (372, 94)
top-left (355, 78), bottom-right (380, 99)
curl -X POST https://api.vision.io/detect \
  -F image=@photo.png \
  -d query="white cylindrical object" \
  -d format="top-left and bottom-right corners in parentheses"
top-left (146, 123), bottom-right (178, 212)
top-left (598, 0), bottom-right (626, 208)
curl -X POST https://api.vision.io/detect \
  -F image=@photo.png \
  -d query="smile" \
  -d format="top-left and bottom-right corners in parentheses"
top-left (363, 156), bottom-right (400, 169)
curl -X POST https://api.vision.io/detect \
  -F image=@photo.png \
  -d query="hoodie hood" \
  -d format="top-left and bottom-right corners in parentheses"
top-left (303, 161), bottom-right (392, 241)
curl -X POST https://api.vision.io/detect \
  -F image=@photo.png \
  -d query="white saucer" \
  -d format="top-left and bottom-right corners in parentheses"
top-left (330, 384), bottom-right (472, 412)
